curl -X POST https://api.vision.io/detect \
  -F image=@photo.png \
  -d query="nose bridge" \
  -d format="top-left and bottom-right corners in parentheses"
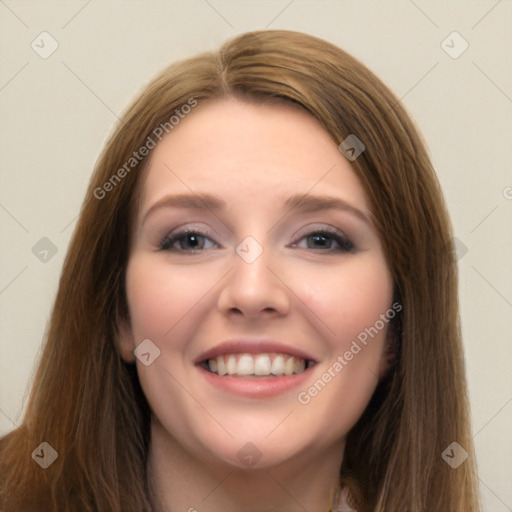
top-left (217, 234), bottom-right (290, 316)
top-left (232, 234), bottom-right (275, 289)
top-left (235, 235), bottom-right (266, 267)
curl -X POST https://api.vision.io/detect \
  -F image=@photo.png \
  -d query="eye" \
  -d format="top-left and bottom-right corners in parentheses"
top-left (159, 229), bottom-right (219, 252)
top-left (292, 228), bottom-right (355, 253)
top-left (159, 227), bottom-right (354, 253)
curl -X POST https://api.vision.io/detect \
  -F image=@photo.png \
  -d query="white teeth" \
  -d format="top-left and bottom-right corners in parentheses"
top-left (217, 356), bottom-right (227, 376)
top-left (237, 355), bottom-right (254, 375)
top-left (226, 354), bottom-right (237, 375)
top-left (254, 354), bottom-right (272, 375)
top-left (205, 353), bottom-right (310, 377)
top-left (284, 357), bottom-right (295, 376)
top-left (271, 354), bottom-right (285, 375)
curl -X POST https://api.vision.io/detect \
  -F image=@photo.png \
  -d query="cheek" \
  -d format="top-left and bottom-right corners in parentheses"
top-left (125, 256), bottom-right (209, 342)
top-left (123, 258), bottom-right (208, 433)
top-left (292, 257), bottom-right (394, 432)
top-left (299, 256), bottom-right (394, 342)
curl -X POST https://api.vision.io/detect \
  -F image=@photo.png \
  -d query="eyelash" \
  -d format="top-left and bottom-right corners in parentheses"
top-left (158, 227), bottom-right (355, 254)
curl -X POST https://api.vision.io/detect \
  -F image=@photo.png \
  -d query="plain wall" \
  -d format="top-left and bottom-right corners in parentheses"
top-left (0, 1), bottom-right (510, 509)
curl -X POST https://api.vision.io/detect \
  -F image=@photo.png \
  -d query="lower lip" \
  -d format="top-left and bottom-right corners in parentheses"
top-left (197, 365), bottom-right (313, 398)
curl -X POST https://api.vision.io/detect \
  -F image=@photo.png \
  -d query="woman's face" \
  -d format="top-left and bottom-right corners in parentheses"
top-left (119, 98), bottom-right (395, 469)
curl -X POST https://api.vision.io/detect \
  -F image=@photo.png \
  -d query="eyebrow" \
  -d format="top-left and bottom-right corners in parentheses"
top-left (141, 192), bottom-right (370, 226)
top-left (142, 193), bottom-right (226, 226)
top-left (283, 193), bottom-right (370, 224)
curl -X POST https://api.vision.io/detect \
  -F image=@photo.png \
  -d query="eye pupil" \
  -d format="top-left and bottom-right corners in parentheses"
top-left (309, 234), bottom-right (330, 248)
top-left (177, 233), bottom-right (204, 250)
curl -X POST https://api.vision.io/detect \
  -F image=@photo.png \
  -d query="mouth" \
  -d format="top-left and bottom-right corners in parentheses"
top-left (194, 339), bottom-right (318, 397)
top-left (199, 353), bottom-right (316, 378)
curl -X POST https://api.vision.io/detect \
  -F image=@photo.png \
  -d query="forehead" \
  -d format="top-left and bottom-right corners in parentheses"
top-left (137, 98), bottom-right (369, 215)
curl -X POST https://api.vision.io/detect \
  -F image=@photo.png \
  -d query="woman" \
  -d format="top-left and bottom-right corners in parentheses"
top-left (0, 30), bottom-right (481, 511)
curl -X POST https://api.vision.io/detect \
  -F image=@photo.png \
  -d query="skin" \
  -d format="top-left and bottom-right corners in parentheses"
top-left (118, 98), bottom-right (395, 512)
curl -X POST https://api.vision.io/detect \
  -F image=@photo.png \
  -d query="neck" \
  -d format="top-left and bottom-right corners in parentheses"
top-left (147, 418), bottom-right (344, 512)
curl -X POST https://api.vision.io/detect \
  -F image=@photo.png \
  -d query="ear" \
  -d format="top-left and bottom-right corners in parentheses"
top-left (117, 315), bottom-right (136, 363)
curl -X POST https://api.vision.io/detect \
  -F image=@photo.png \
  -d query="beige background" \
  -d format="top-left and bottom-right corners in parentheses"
top-left (0, 1), bottom-right (510, 509)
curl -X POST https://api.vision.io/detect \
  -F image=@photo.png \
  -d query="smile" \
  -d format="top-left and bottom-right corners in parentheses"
top-left (200, 353), bottom-right (316, 377)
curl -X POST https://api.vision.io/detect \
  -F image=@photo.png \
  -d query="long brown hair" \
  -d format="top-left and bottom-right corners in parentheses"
top-left (0, 30), bottom-right (481, 511)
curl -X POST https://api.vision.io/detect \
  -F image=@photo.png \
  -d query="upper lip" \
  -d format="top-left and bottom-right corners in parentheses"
top-left (194, 339), bottom-right (318, 364)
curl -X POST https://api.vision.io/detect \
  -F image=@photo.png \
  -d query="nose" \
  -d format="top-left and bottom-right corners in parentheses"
top-left (216, 238), bottom-right (291, 321)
